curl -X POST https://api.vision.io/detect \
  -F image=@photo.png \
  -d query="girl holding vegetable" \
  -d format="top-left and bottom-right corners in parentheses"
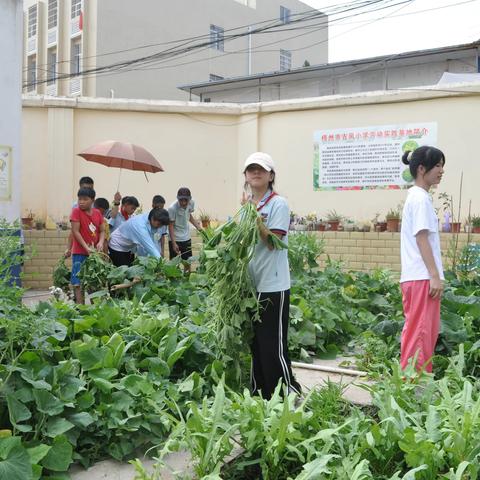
top-left (243, 152), bottom-right (301, 399)
top-left (400, 146), bottom-right (445, 372)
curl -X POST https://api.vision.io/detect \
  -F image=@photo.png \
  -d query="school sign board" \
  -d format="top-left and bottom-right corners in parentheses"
top-left (313, 123), bottom-right (437, 191)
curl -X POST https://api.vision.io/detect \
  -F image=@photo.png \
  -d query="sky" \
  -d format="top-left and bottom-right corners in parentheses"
top-left (303, 0), bottom-right (480, 62)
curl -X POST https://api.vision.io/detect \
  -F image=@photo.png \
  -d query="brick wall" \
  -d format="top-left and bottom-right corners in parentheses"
top-left (22, 229), bottom-right (480, 289)
top-left (317, 231), bottom-right (480, 273)
top-left (23, 230), bottom-right (71, 289)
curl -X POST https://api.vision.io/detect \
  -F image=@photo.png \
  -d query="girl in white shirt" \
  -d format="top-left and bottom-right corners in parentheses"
top-left (400, 145), bottom-right (445, 372)
top-left (243, 152), bottom-right (301, 400)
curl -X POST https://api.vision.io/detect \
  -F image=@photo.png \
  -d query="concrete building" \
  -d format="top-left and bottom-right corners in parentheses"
top-left (179, 40), bottom-right (480, 102)
top-left (22, 0), bottom-right (328, 100)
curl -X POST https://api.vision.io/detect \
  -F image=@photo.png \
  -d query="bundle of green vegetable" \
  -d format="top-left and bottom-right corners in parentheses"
top-left (78, 251), bottom-right (113, 293)
top-left (203, 202), bottom-right (285, 386)
top-left (52, 257), bottom-right (70, 290)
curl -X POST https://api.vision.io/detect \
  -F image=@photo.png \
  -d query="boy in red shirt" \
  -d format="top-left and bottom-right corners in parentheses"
top-left (70, 187), bottom-right (105, 304)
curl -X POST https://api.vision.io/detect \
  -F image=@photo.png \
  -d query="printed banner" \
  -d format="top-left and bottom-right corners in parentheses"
top-left (313, 123), bottom-right (437, 191)
top-left (0, 146), bottom-right (12, 200)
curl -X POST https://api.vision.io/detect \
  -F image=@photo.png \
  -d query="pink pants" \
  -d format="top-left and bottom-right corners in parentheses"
top-left (400, 280), bottom-right (441, 373)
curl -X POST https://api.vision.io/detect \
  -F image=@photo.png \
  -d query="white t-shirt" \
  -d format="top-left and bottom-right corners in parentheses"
top-left (248, 192), bottom-right (291, 293)
top-left (400, 186), bottom-right (444, 283)
top-left (109, 226), bottom-right (133, 253)
top-left (168, 200), bottom-right (195, 242)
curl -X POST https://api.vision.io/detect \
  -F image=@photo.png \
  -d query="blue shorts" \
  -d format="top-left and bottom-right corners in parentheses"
top-left (71, 254), bottom-right (87, 286)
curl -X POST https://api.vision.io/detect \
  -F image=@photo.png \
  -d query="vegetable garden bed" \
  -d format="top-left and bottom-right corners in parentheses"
top-left (1, 225), bottom-right (480, 479)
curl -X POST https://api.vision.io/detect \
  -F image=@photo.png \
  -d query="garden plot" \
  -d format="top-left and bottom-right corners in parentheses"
top-left (1, 224), bottom-right (480, 479)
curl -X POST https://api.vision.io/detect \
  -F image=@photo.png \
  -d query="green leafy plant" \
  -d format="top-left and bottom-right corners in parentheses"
top-left (52, 257), bottom-right (70, 290)
top-left (326, 210), bottom-right (342, 222)
top-left (470, 215), bottom-right (480, 228)
top-left (202, 202), bottom-right (285, 387)
top-left (386, 208), bottom-right (401, 220)
top-left (288, 232), bottom-right (324, 275)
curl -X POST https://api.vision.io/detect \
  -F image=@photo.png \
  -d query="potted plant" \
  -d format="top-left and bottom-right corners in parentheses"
top-left (290, 212), bottom-right (296, 228)
top-left (316, 220), bottom-right (326, 231)
top-left (438, 192), bottom-right (461, 233)
top-left (326, 210), bottom-right (342, 231)
top-left (305, 213), bottom-right (317, 231)
top-left (34, 216), bottom-right (46, 230)
top-left (199, 211), bottom-right (211, 229)
top-left (343, 218), bottom-right (355, 232)
top-left (372, 213), bottom-right (387, 232)
top-left (295, 217), bottom-right (307, 231)
top-left (386, 208), bottom-right (401, 232)
top-left (471, 215), bottom-right (480, 234)
top-left (21, 210), bottom-right (34, 229)
top-left (357, 221), bottom-right (371, 232)
top-left (59, 218), bottom-right (69, 230)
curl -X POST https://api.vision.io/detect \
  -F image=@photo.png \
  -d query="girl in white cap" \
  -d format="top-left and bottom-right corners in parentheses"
top-left (243, 151), bottom-right (301, 399)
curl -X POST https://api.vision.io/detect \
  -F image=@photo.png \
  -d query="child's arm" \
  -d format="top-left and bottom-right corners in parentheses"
top-left (65, 232), bottom-right (73, 257)
top-left (189, 214), bottom-right (202, 231)
top-left (160, 234), bottom-right (166, 258)
top-left (110, 192), bottom-right (122, 218)
top-left (168, 222), bottom-right (180, 254)
top-left (71, 221), bottom-right (92, 254)
top-left (416, 230), bottom-right (443, 299)
top-left (138, 229), bottom-right (161, 258)
top-left (96, 221), bottom-right (105, 252)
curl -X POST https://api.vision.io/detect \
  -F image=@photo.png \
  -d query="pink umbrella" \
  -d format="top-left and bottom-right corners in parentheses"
top-left (78, 140), bottom-right (164, 188)
top-left (78, 140), bottom-right (164, 173)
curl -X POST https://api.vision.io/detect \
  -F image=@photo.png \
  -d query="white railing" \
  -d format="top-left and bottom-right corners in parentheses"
top-left (46, 83), bottom-right (57, 96)
top-left (70, 77), bottom-right (81, 95)
top-left (47, 28), bottom-right (57, 45)
top-left (27, 36), bottom-right (36, 54)
top-left (70, 17), bottom-right (80, 36)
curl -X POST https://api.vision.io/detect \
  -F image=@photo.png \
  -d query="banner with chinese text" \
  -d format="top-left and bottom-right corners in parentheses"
top-left (313, 123), bottom-right (437, 191)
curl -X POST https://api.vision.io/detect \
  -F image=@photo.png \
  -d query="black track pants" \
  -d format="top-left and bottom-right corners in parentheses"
top-left (251, 289), bottom-right (302, 399)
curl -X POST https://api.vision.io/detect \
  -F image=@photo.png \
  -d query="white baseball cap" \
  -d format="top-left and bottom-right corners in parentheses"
top-left (244, 152), bottom-right (275, 172)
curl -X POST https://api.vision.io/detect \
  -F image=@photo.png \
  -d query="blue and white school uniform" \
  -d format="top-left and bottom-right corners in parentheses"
top-left (249, 190), bottom-right (301, 399)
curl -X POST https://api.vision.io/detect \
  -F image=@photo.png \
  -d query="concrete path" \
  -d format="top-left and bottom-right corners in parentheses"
top-left (70, 451), bottom-right (192, 480)
top-left (22, 289), bottom-right (52, 307)
top-left (293, 364), bottom-right (372, 406)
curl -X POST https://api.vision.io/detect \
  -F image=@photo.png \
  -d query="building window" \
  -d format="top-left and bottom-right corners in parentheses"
top-left (27, 55), bottom-right (36, 91)
top-left (280, 6), bottom-right (291, 24)
top-left (47, 48), bottom-right (57, 85)
top-left (209, 74), bottom-right (224, 82)
top-left (71, 0), bottom-right (82, 19)
top-left (48, 0), bottom-right (58, 29)
top-left (210, 25), bottom-right (224, 52)
top-left (27, 5), bottom-right (37, 38)
top-left (280, 49), bottom-right (291, 71)
top-left (71, 40), bottom-right (82, 75)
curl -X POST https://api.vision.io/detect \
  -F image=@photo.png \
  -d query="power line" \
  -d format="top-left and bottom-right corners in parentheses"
top-left (26, 0), bottom-right (374, 71)
top-left (26, 0), bottom-right (477, 90)
top-left (57, 0), bottom-right (414, 85)
top-left (132, 0), bottom-right (415, 74)
top-left (24, 0), bottom-right (398, 87)
top-left (112, 0), bottom-right (478, 93)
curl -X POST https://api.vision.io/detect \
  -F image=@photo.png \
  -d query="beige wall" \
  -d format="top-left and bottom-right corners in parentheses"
top-left (258, 94), bottom-right (480, 222)
top-left (21, 84), bottom-right (480, 223)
